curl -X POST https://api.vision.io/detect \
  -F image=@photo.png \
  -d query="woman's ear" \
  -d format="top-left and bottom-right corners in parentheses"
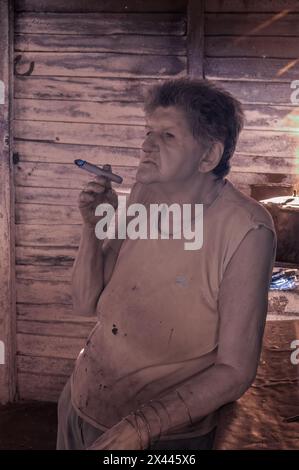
top-left (198, 142), bottom-right (224, 173)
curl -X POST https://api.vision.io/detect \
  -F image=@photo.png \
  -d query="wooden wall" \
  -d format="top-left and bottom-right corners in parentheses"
top-left (12, 0), bottom-right (299, 402)
top-left (13, 0), bottom-right (188, 401)
top-left (205, 0), bottom-right (299, 198)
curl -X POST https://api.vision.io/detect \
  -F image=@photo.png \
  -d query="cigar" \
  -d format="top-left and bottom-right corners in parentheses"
top-left (74, 159), bottom-right (123, 184)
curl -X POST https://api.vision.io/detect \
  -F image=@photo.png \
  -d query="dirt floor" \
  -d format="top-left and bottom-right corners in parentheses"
top-left (0, 401), bottom-right (57, 450)
top-left (0, 320), bottom-right (298, 450)
top-left (214, 320), bottom-right (299, 450)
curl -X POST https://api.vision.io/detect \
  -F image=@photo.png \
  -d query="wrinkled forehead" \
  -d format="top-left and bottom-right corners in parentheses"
top-left (145, 106), bottom-right (190, 131)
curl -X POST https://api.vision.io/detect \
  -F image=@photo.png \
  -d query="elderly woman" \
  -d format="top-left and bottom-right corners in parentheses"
top-left (57, 78), bottom-right (276, 450)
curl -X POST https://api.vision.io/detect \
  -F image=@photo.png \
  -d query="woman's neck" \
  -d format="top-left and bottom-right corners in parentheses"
top-left (145, 172), bottom-right (226, 207)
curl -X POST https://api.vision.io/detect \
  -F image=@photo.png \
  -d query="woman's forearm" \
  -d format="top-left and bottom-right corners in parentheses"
top-left (71, 224), bottom-right (104, 316)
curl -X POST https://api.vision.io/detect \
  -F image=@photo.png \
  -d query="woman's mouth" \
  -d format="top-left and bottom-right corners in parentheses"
top-left (142, 159), bottom-right (157, 166)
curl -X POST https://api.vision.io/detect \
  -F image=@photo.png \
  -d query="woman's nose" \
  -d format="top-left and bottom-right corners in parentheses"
top-left (142, 134), bottom-right (159, 153)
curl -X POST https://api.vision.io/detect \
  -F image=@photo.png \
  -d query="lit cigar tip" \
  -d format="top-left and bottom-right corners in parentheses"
top-left (74, 159), bottom-right (85, 167)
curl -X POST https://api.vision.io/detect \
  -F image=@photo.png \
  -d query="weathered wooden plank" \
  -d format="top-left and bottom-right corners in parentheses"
top-left (16, 186), bottom-right (130, 207)
top-left (14, 161), bottom-right (90, 192)
top-left (14, 76), bottom-right (163, 101)
top-left (15, 33), bottom-right (186, 55)
top-left (14, 52), bottom-right (186, 79)
top-left (15, 13), bottom-right (186, 35)
top-left (231, 155), bottom-right (299, 175)
top-left (15, 99), bottom-right (146, 125)
top-left (217, 80), bottom-right (298, 105)
top-left (16, 224), bottom-right (81, 248)
top-left (205, 1), bottom-right (299, 13)
top-left (14, 100), bottom-right (299, 131)
top-left (16, 264), bottom-right (73, 281)
top-left (16, 279), bottom-right (72, 305)
top-left (205, 57), bottom-right (299, 81)
top-left (14, 162), bottom-right (137, 189)
top-left (236, 130), bottom-right (299, 158)
top-left (0, 0), bottom-right (16, 404)
top-left (243, 105), bottom-right (299, 131)
top-left (17, 372), bottom-right (67, 402)
top-left (16, 194), bottom-right (144, 225)
top-left (206, 13), bottom-right (299, 36)
top-left (16, 303), bottom-right (94, 323)
top-left (187, 0), bottom-right (204, 78)
top-left (229, 171), bottom-right (297, 188)
top-left (17, 333), bottom-right (85, 359)
top-left (14, 141), bottom-right (140, 166)
top-left (17, 355), bottom-right (75, 378)
top-left (14, 120), bottom-right (144, 147)
top-left (15, 0), bottom-right (187, 13)
top-left (15, 186), bottom-right (81, 206)
top-left (16, 203), bottom-right (82, 225)
top-left (16, 246), bottom-right (76, 266)
top-left (206, 36), bottom-right (299, 59)
top-left (15, 186), bottom-right (129, 209)
top-left (17, 320), bottom-right (94, 338)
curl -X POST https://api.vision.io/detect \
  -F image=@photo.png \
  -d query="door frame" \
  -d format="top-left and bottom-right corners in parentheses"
top-left (0, 0), bottom-right (17, 403)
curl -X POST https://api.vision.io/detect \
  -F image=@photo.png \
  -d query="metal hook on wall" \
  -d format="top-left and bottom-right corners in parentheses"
top-left (14, 54), bottom-right (35, 76)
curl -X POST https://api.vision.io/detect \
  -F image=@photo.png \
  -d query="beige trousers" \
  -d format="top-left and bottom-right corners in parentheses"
top-left (56, 379), bottom-right (216, 450)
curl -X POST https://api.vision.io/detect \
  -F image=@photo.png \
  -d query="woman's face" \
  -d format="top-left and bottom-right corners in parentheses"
top-left (137, 106), bottom-right (206, 186)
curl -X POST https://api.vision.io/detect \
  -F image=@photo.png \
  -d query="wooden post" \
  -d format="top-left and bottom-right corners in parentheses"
top-left (187, 0), bottom-right (204, 78)
top-left (0, 0), bottom-right (17, 403)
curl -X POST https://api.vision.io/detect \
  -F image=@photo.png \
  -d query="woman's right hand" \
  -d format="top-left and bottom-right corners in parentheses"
top-left (78, 175), bottom-right (118, 227)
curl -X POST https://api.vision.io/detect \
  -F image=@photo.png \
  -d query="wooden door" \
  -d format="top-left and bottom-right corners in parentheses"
top-left (13, 0), bottom-right (188, 401)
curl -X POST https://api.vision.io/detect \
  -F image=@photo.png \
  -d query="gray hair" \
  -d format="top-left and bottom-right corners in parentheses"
top-left (143, 77), bottom-right (244, 179)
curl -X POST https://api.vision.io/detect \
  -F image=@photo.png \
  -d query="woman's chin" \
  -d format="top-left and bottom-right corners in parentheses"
top-left (136, 167), bottom-right (159, 184)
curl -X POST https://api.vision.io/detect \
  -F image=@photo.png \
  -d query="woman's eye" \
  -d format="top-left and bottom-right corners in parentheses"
top-left (165, 132), bottom-right (174, 138)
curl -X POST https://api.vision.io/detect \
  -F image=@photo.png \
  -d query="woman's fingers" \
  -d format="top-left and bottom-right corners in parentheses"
top-left (78, 185), bottom-right (117, 208)
top-left (83, 180), bottom-right (106, 193)
top-left (78, 191), bottom-right (94, 203)
top-left (95, 174), bottom-right (112, 190)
